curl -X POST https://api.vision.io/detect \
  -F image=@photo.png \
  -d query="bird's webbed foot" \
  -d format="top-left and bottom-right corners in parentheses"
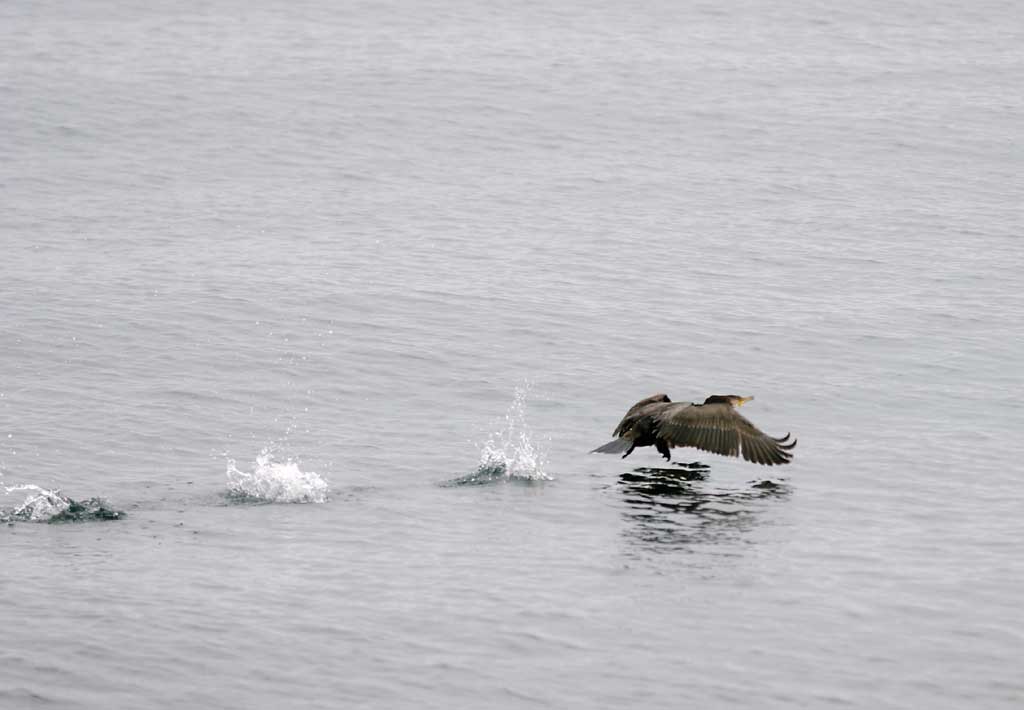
top-left (656, 441), bottom-right (671, 461)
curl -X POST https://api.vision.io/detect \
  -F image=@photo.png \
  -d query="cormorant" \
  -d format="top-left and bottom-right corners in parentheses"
top-left (592, 394), bottom-right (796, 465)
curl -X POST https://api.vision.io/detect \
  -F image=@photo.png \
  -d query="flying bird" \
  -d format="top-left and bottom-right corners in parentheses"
top-left (592, 394), bottom-right (796, 465)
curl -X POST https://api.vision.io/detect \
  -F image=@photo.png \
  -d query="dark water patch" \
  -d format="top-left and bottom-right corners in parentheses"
top-left (441, 461), bottom-right (552, 487)
top-left (616, 468), bottom-right (790, 552)
top-left (750, 478), bottom-right (789, 491)
top-left (627, 461), bottom-right (712, 482)
top-left (48, 498), bottom-right (124, 522)
top-left (221, 491), bottom-right (276, 506)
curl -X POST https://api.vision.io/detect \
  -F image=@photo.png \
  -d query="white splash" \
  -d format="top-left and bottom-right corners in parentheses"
top-left (225, 447), bottom-right (329, 503)
top-left (2, 467), bottom-right (69, 521)
top-left (2, 477), bottom-right (123, 523)
top-left (474, 385), bottom-right (551, 482)
top-left (5, 484), bottom-right (71, 521)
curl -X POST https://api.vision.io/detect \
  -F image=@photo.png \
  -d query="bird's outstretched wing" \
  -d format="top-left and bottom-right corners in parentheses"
top-left (613, 393), bottom-right (671, 437)
top-left (654, 402), bottom-right (796, 465)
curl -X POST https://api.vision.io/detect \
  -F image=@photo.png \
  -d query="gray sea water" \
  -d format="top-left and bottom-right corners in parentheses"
top-left (2, 1), bottom-right (1023, 708)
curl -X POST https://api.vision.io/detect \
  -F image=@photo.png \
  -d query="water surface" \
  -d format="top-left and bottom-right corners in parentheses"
top-left (2, 1), bottom-right (1023, 708)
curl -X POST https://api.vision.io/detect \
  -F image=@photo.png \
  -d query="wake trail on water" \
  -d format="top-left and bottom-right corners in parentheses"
top-left (446, 386), bottom-right (551, 485)
top-left (225, 446), bottom-right (329, 503)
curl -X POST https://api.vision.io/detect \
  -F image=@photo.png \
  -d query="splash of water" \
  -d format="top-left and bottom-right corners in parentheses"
top-left (4, 484), bottom-right (71, 521)
top-left (1, 481), bottom-right (123, 523)
top-left (225, 447), bottom-right (329, 503)
top-left (454, 386), bottom-right (550, 485)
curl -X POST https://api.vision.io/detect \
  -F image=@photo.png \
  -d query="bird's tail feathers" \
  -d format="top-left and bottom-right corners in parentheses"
top-left (591, 438), bottom-right (631, 455)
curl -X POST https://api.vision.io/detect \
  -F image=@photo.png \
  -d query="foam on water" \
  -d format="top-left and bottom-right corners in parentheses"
top-left (225, 447), bottom-right (329, 503)
top-left (450, 386), bottom-right (550, 485)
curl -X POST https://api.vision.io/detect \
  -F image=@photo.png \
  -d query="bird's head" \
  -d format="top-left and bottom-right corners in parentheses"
top-left (703, 394), bottom-right (754, 407)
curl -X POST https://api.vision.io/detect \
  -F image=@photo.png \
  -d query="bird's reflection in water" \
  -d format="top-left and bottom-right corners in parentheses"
top-left (618, 462), bottom-right (791, 552)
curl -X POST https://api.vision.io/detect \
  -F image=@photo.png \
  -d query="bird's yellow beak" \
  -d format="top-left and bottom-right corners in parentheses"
top-left (737, 396), bottom-right (754, 407)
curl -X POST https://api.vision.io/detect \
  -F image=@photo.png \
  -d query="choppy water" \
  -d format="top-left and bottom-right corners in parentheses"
top-left (2, 1), bottom-right (1023, 708)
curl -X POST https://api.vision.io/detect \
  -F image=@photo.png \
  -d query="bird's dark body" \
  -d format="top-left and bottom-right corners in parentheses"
top-left (611, 394), bottom-right (673, 460)
top-left (593, 393), bottom-right (797, 466)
